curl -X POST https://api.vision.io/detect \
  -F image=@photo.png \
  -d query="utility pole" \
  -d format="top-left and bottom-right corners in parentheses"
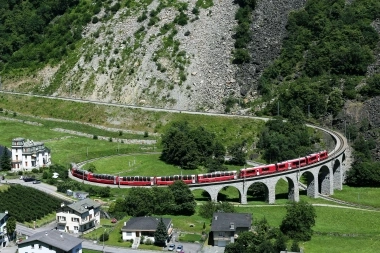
top-left (308, 104), bottom-right (310, 118)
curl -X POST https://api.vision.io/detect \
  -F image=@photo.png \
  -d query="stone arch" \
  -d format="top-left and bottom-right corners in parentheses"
top-left (190, 188), bottom-right (214, 201)
top-left (246, 181), bottom-right (270, 203)
top-left (191, 189), bottom-right (211, 201)
top-left (301, 170), bottom-right (318, 199)
top-left (217, 185), bottom-right (241, 203)
top-left (333, 159), bottom-right (342, 190)
top-left (276, 175), bottom-right (299, 202)
top-left (318, 165), bottom-right (333, 195)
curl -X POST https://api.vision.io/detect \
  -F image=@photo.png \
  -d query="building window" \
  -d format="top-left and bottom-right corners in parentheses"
top-left (126, 232), bottom-right (132, 236)
top-left (71, 218), bottom-right (79, 222)
top-left (31, 244), bottom-right (34, 249)
top-left (49, 246), bottom-right (52, 250)
top-left (74, 226), bottom-right (78, 231)
top-left (218, 232), bottom-right (224, 237)
top-left (25, 162), bottom-right (28, 167)
top-left (39, 244), bottom-right (42, 249)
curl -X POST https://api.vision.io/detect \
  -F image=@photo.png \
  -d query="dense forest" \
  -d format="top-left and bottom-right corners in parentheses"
top-left (258, 0), bottom-right (380, 118)
top-left (0, 0), bottom-right (120, 72)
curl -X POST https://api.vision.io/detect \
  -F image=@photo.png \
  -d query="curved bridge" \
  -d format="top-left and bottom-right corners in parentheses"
top-left (189, 125), bottom-right (348, 204)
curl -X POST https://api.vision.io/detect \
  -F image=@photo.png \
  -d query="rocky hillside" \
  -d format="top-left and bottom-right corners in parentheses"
top-left (3, 0), bottom-right (307, 113)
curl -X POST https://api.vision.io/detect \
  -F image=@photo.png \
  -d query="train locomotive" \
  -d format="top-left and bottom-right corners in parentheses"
top-left (71, 150), bottom-right (328, 186)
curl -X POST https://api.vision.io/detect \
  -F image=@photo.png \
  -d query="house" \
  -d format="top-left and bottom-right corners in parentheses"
top-left (0, 212), bottom-right (9, 248)
top-left (211, 212), bottom-right (252, 247)
top-left (18, 230), bottom-right (82, 253)
top-left (121, 217), bottom-right (173, 245)
top-left (56, 198), bottom-right (101, 234)
top-left (11, 138), bottom-right (51, 171)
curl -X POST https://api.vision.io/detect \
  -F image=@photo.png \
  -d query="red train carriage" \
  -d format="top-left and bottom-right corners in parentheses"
top-left (118, 176), bottom-right (155, 186)
top-left (90, 174), bottom-right (116, 184)
top-left (239, 164), bottom-right (277, 178)
top-left (306, 153), bottom-right (320, 165)
top-left (288, 157), bottom-right (307, 169)
top-left (71, 168), bottom-right (91, 181)
top-left (197, 171), bottom-right (237, 183)
top-left (156, 175), bottom-right (196, 185)
top-left (276, 161), bottom-right (290, 172)
top-left (319, 150), bottom-right (328, 160)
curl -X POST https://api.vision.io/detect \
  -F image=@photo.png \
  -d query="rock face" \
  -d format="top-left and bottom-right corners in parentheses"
top-left (6, 0), bottom-right (307, 113)
top-left (235, 0), bottom-right (307, 97)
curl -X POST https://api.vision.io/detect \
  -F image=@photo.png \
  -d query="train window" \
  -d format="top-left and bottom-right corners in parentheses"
top-left (174, 175), bottom-right (179, 180)
top-left (263, 167), bottom-right (269, 171)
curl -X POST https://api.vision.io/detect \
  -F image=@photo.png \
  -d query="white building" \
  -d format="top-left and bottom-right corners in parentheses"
top-left (11, 138), bottom-right (51, 171)
top-left (18, 230), bottom-right (82, 253)
top-left (121, 217), bottom-right (173, 244)
top-left (0, 212), bottom-right (9, 248)
top-left (56, 199), bottom-right (101, 234)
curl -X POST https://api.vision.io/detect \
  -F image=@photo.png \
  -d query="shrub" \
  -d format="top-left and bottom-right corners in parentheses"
top-left (144, 131), bottom-right (149, 138)
top-left (93, 135), bottom-right (98, 139)
top-left (32, 168), bottom-right (39, 174)
top-left (92, 16), bottom-right (99, 24)
top-left (184, 31), bottom-right (190, 36)
top-left (99, 232), bottom-right (109, 242)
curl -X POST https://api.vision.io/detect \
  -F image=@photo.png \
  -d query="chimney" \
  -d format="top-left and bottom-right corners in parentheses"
top-left (5, 210), bottom-right (8, 214)
top-left (45, 232), bottom-right (48, 236)
top-left (60, 233), bottom-right (63, 239)
top-left (230, 222), bottom-right (234, 229)
top-left (214, 216), bottom-right (217, 221)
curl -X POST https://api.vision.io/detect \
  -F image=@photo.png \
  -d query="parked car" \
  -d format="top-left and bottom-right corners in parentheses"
top-left (33, 180), bottom-right (41, 184)
top-left (168, 244), bottom-right (175, 251)
top-left (176, 245), bottom-right (183, 252)
top-left (23, 177), bottom-right (35, 182)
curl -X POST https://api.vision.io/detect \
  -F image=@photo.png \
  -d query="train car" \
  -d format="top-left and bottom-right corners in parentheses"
top-left (288, 157), bottom-right (307, 169)
top-left (90, 174), bottom-right (116, 185)
top-left (156, 175), bottom-right (196, 185)
top-left (71, 168), bottom-right (91, 181)
top-left (306, 153), bottom-right (320, 165)
top-left (197, 171), bottom-right (237, 183)
top-left (118, 176), bottom-right (155, 186)
top-left (239, 164), bottom-right (276, 178)
top-left (319, 150), bottom-right (328, 160)
top-left (276, 161), bottom-right (290, 172)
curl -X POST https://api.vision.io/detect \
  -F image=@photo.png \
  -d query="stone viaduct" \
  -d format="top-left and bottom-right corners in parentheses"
top-left (189, 126), bottom-right (348, 204)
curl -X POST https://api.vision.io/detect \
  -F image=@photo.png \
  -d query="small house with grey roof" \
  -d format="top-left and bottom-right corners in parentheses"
top-left (121, 216), bottom-right (173, 246)
top-left (18, 230), bottom-right (82, 253)
top-left (56, 198), bottom-right (101, 234)
top-left (211, 212), bottom-right (252, 247)
top-left (11, 138), bottom-right (51, 171)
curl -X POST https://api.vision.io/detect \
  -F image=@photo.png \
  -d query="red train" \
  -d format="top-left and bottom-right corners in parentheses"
top-left (70, 150), bottom-right (328, 186)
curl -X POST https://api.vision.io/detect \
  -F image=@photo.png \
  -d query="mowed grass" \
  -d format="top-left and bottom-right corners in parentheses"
top-left (331, 185), bottom-right (380, 208)
top-left (0, 93), bottom-right (265, 148)
top-left (302, 234), bottom-right (380, 253)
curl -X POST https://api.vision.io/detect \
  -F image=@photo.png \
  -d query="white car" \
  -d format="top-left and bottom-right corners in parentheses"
top-left (168, 244), bottom-right (175, 251)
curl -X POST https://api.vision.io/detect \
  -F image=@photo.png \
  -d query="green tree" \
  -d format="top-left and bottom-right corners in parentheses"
top-left (280, 201), bottom-right (316, 241)
top-left (0, 147), bottom-right (11, 171)
top-left (154, 218), bottom-right (167, 246)
top-left (274, 232), bottom-right (287, 252)
top-left (87, 164), bottom-right (96, 172)
top-left (228, 141), bottom-right (246, 165)
top-left (290, 240), bottom-right (300, 252)
top-left (168, 180), bottom-right (196, 215)
top-left (151, 187), bottom-right (174, 215)
top-left (125, 188), bottom-right (154, 216)
top-left (6, 216), bottom-right (16, 241)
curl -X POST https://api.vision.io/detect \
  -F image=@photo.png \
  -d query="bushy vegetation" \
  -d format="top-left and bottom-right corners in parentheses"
top-left (160, 121), bottom-right (226, 170)
top-left (109, 181), bottom-right (196, 218)
top-left (198, 201), bottom-right (235, 218)
top-left (0, 184), bottom-right (61, 222)
top-left (257, 113), bottom-right (316, 163)
top-left (0, 0), bottom-right (114, 73)
top-left (57, 179), bottom-right (111, 197)
top-left (258, 0), bottom-right (380, 118)
top-left (232, 0), bottom-right (257, 64)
